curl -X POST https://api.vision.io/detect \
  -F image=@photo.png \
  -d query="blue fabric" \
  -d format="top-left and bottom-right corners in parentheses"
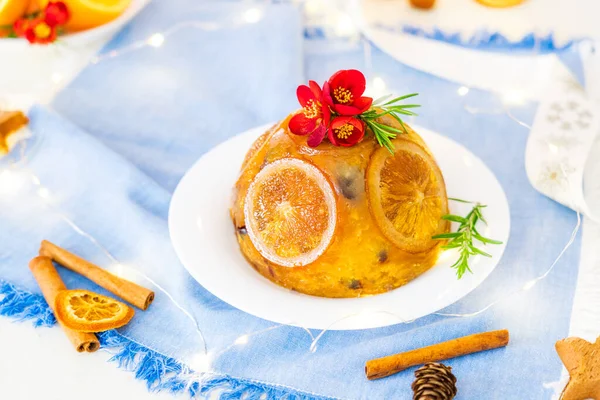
top-left (371, 23), bottom-right (578, 54)
top-left (0, 1), bottom-right (582, 399)
top-left (557, 44), bottom-right (588, 88)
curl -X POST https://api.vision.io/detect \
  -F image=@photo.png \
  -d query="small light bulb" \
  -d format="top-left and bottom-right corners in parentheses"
top-left (372, 77), bottom-right (386, 92)
top-left (457, 86), bottom-right (469, 96)
top-left (304, 0), bottom-right (322, 17)
top-left (147, 33), bottom-right (165, 48)
top-left (189, 352), bottom-right (212, 372)
top-left (502, 90), bottom-right (527, 106)
top-left (334, 14), bottom-right (356, 37)
top-left (548, 143), bottom-right (559, 154)
top-left (234, 335), bottom-right (249, 345)
top-left (109, 263), bottom-right (141, 283)
top-left (37, 187), bottom-right (50, 199)
top-left (244, 8), bottom-right (262, 24)
top-left (0, 170), bottom-right (26, 196)
top-left (51, 73), bottom-right (63, 84)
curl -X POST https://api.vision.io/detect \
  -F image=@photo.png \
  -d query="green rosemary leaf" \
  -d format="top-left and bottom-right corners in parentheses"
top-left (469, 246), bottom-right (492, 257)
top-left (364, 92), bottom-right (419, 150)
top-left (442, 215), bottom-right (468, 223)
top-left (472, 232), bottom-right (503, 245)
top-left (391, 104), bottom-right (421, 109)
top-left (474, 208), bottom-right (488, 224)
top-left (373, 94), bottom-right (393, 106)
top-left (383, 93), bottom-right (419, 105)
top-left (372, 122), bottom-right (402, 134)
top-left (433, 201), bottom-right (502, 279)
top-left (386, 107), bottom-right (418, 116)
top-left (448, 197), bottom-right (473, 203)
top-left (431, 232), bottom-right (462, 239)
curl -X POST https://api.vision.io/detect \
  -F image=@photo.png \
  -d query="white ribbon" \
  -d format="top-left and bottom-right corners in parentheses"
top-left (526, 44), bottom-right (600, 221)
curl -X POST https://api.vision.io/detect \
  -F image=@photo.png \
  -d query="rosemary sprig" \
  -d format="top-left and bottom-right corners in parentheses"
top-left (432, 198), bottom-right (503, 279)
top-left (359, 93), bottom-right (419, 153)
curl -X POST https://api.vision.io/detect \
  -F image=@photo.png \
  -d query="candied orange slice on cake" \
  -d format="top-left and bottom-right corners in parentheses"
top-left (244, 158), bottom-right (337, 267)
top-left (54, 289), bottom-right (134, 332)
top-left (367, 140), bottom-right (448, 253)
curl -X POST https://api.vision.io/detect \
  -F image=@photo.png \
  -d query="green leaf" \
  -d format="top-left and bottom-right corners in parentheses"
top-left (373, 94), bottom-right (393, 105)
top-left (448, 197), bottom-right (472, 204)
top-left (383, 93), bottom-right (419, 105)
top-left (442, 215), bottom-right (468, 223)
top-left (373, 122), bottom-right (402, 134)
top-left (470, 246), bottom-right (492, 257)
top-left (472, 232), bottom-right (503, 245)
top-left (432, 232), bottom-right (462, 239)
top-left (436, 200), bottom-right (502, 279)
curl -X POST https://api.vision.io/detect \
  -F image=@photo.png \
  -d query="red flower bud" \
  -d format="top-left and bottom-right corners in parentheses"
top-left (328, 116), bottom-right (365, 147)
top-left (323, 69), bottom-right (373, 116)
top-left (289, 80), bottom-right (331, 147)
top-left (44, 2), bottom-right (70, 27)
top-left (23, 19), bottom-right (57, 45)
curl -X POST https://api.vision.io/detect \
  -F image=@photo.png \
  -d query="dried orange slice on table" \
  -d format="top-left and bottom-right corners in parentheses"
top-left (244, 158), bottom-right (337, 268)
top-left (55, 289), bottom-right (134, 332)
top-left (367, 140), bottom-right (449, 253)
top-left (36, 0), bottom-right (131, 31)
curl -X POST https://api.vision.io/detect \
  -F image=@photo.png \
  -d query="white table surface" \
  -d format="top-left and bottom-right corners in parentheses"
top-left (1, 20), bottom-right (599, 400)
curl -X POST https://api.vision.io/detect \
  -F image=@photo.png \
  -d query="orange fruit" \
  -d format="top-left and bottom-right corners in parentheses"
top-left (244, 158), bottom-right (337, 268)
top-left (367, 139), bottom-right (448, 253)
top-left (37, 0), bottom-right (131, 31)
top-left (54, 289), bottom-right (134, 332)
top-left (25, 0), bottom-right (41, 14)
top-left (475, 0), bottom-right (524, 7)
top-left (409, 0), bottom-right (436, 9)
top-left (0, 0), bottom-right (29, 25)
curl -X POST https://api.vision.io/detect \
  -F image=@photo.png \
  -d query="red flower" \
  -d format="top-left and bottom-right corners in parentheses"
top-left (13, 19), bottom-right (32, 37)
top-left (23, 19), bottom-right (57, 45)
top-left (323, 69), bottom-right (373, 116)
top-left (44, 2), bottom-right (70, 27)
top-left (289, 81), bottom-right (331, 147)
top-left (328, 116), bottom-right (365, 147)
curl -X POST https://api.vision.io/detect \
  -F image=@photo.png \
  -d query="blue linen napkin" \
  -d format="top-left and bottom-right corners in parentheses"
top-left (53, 0), bottom-right (303, 192)
top-left (0, 2), bottom-right (583, 399)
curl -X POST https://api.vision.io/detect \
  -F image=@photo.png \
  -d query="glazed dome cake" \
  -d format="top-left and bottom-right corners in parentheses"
top-left (231, 69), bottom-right (449, 298)
top-left (231, 111), bottom-right (450, 298)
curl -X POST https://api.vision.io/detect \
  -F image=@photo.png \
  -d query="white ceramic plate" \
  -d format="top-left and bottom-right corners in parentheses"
top-left (169, 124), bottom-right (510, 330)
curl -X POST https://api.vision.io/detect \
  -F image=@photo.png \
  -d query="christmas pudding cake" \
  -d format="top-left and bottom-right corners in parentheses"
top-left (231, 70), bottom-right (449, 298)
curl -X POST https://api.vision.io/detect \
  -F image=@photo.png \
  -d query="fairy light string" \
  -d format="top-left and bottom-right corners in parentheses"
top-left (0, 4), bottom-right (591, 387)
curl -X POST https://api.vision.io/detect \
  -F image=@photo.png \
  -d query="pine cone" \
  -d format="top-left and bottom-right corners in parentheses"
top-left (411, 362), bottom-right (457, 400)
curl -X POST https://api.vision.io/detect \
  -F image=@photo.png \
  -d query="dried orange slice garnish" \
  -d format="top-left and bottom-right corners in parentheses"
top-left (475, 0), bottom-right (524, 7)
top-left (54, 289), bottom-right (134, 332)
top-left (367, 140), bottom-right (448, 253)
top-left (244, 158), bottom-right (337, 267)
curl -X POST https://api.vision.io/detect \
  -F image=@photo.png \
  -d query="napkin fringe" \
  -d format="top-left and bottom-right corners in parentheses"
top-left (0, 280), bottom-right (331, 400)
top-left (0, 281), bottom-right (56, 327)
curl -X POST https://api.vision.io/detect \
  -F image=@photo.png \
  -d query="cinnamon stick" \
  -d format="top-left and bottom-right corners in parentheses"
top-left (40, 240), bottom-right (154, 310)
top-left (29, 256), bottom-right (99, 353)
top-left (365, 329), bottom-right (509, 380)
